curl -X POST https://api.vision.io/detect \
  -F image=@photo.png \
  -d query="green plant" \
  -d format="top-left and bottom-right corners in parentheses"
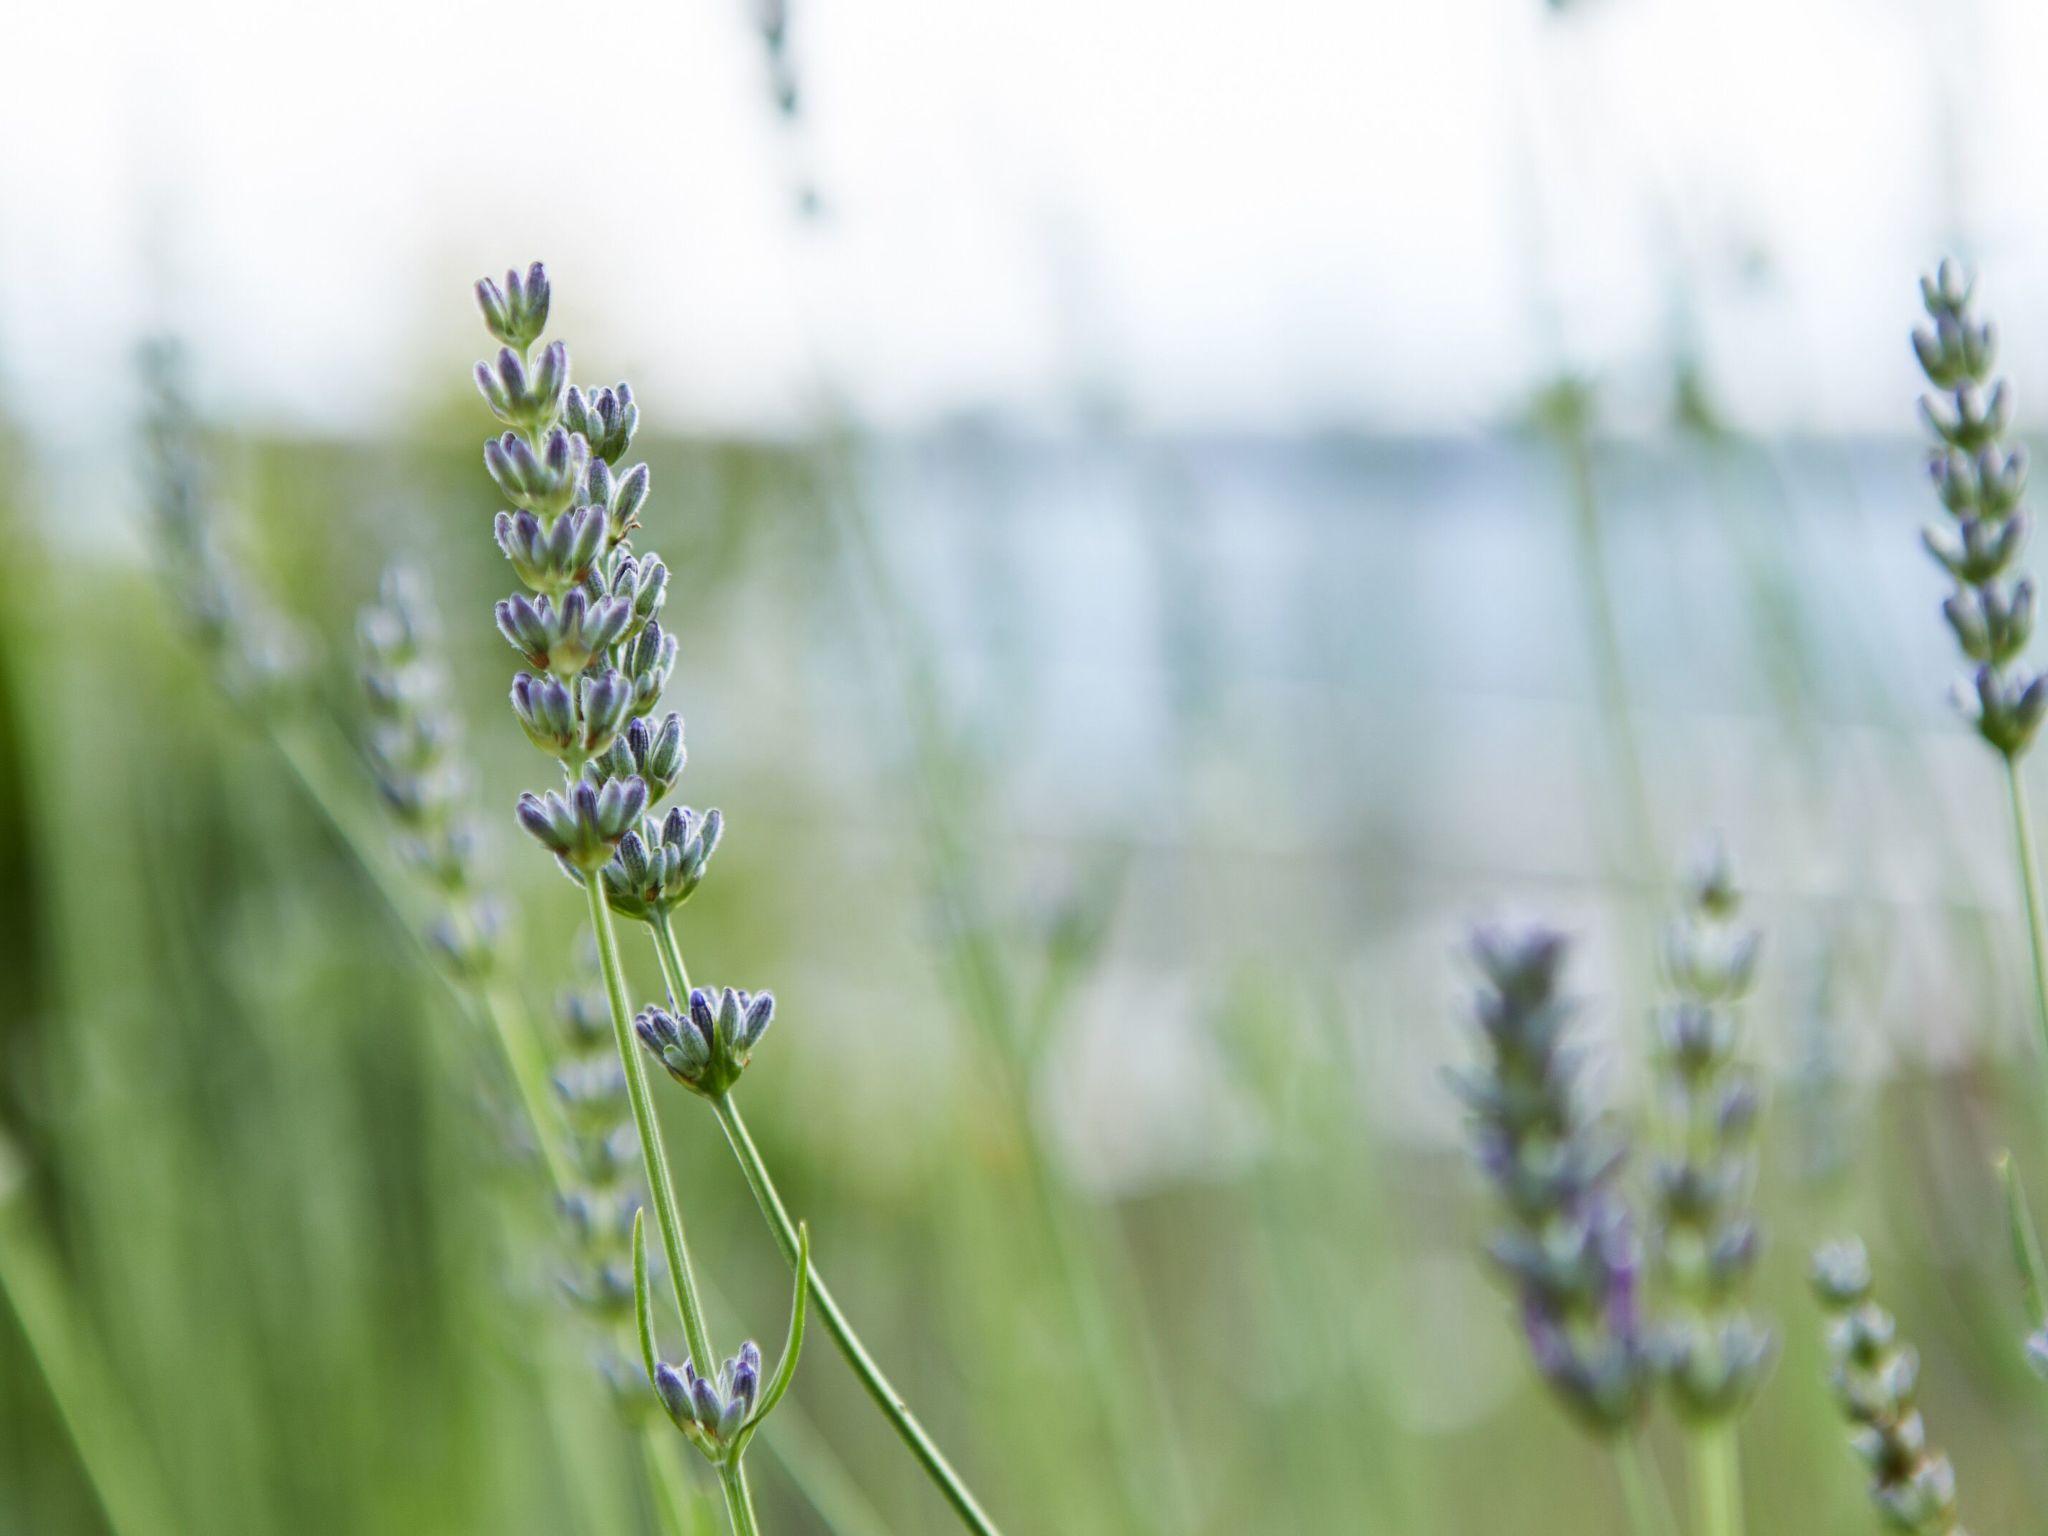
top-left (1649, 845), bottom-right (1772, 1536)
top-left (1452, 924), bottom-right (1675, 1536)
top-left (1914, 262), bottom-right (2048, 1044)
top-left (469, 260), bottom-right (1012, 1536)
top-left (472, 261), bottom-right (806, 1534)
top-left (1811, 1240), bottom-right (1965, 1535)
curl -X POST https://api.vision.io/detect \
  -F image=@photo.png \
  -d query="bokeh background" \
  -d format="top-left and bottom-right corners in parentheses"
top-left (7, 0), bottom-right (2048, 1531)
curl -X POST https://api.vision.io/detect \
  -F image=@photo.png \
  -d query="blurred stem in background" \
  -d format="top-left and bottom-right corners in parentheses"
top-left (1691, 1427), bottom-right (1740, 1536)
top-left (0, 1193), bottom-right (174, 1536)
top-left (2005, 758), bottom-right (2048, 1058)
top-left (642, 910), bottom-right (1010, 1536)
top-left (810, 420), bottom-right (1193, 1536)
top-left (765, 134), bottom-right (1188, 1519)
top-left (1612, 1439), bottom-right (1681, 1536)
top-left (1535, 379), bottom-right (1661, 889)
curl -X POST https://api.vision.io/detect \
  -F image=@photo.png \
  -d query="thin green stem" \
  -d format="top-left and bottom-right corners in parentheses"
top-left (645, 912), bottom-right (1006, 1535)
top-left (649, 909), bottom-right (692, 1001)
top-left (719, 1461), bottom-right (763, 1536)
top-left (254, 713), bottom-right (870, 1534)
top-left (2006, 755), bottom-right (2048, 1064)
top-left (0, 1205), bottom-right (173, 1536)
top-left (1611, 1436), bottom-right (1681, 1536)
top-left (1998, 1151), bottom-right (2048, 1322)
top-left (584, 874), bottom-right (717, 1380)
top-left (1691, 1424), bottom-right (1743, 1536)
top-left (701, 1083), bottom-right (1003, 1536)
top-left (643, 1422), bottom-right (707, 1536)
top-left (1559, 415), bottom-right (1658, 884)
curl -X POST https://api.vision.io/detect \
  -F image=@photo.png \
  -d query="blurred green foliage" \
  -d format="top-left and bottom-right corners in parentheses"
top-left (6, 400), bottom-right (2048, 1536)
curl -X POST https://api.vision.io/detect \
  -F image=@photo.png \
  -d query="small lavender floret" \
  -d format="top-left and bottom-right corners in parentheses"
top-left (494, 586), bottom-right (636, 675)
top-left (486, 428), bottom-right (590, 517)
top-left (495, 506), bottom-right (607, 595)
top-left (476, 340), bottom-right (571, 431)
top-left (564, 382), bottom-right (639, 463)
top-left (509, 670), bottom-right (632, 765)
top-left (1812, 1238), bottom-right (1966, 1535)
top-left (1453, 923), bottom-right (1652, 1436)
top-left (516, 777), bottom-right (648, 873)
top-left (476, 262), bottom-right (552, 349)
top-left (587, 713), bottom-right (688, 811)
top-left (602, 803), bottom-right (720, 921)
top-left (636, 984), bottom-right (771, 1097)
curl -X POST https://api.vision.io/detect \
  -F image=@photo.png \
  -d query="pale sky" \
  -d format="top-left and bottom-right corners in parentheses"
top-left (4, 0), bottom-right (2046, 438)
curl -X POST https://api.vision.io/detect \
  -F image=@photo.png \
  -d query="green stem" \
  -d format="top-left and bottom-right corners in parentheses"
top-left (259, 715), bottom-right (872, 1534)
top-left (719, 1461), bottom-right (763, 1536)
top-left (2006, 754), bottom-right (2048, 1064)
top-left (642, 1422), bottom-right (706, 1536)
top-left (1691, 1424), bottom-right (1743, 1536)
top-left (1611, 1437), bottom-right (1681, 1536)
top-left (1998, 1151), bottom-right (2048, 1323)
top-left (585, 875), bottom-right (717, 1382)
top-left (0, 1206), bottom-right (173, 1536)
top-left (704, 1097), bottom-right (1003, 1536)
top-left (646, 912), bottom-right (1004, 1536)
top-left (1560, 416), bottom-right (1658, 883)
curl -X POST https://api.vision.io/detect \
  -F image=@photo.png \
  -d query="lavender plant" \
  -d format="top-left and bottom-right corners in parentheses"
top-left (359, 573), bottom-right (721, 1533)
top-left (1914, 262), bottom-right (2048, 1047)
top-left (1811, 1240), bottom-right (1967, 1535)
top-left (1649, 847), bottom-right (1771, 1536)
top-left (1911, 260), bottom-right (2048, 1369)
top-left (470, 262), bottom-right (803, 1535)
top-left (469, 261), bottom-right (1009, 1536)
top-left (1453, 925), bottom-right (1669, 1533)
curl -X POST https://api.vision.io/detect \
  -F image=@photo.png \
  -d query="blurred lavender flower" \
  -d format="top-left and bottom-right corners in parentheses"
top-left (1916, 261), bottom-right (2046, 758)
top-left (1812, 1240), bottom-right (1967, 1535)
top-left (141, 337), bottom-right (304, 710)
top-left (1649, 842), bottom-right (1773, 1419)
top-left (359, 567), bottom-right (503, 980)
top-left (1453, 924), bottom-right (1654, 1434)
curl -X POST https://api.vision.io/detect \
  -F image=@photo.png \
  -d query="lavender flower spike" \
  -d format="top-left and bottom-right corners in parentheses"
top-left (1453, 923), bottom-right (1654, 1435)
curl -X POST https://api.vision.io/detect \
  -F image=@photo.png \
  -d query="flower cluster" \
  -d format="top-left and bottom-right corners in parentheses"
top-left (470, 266), bottom-right (716, 925)
top-left (636, 987), bottom-right (773, 1099)
top-left (1812, 1239), bottom-right (1966, 1535)
top-left (655, 1343), bottom-right (762, 1444)
top-left (1649, 844), bottom-right (1772, 1418)
top-left (1916, 261), bottom-right (2047, 758)
top-left (1453, 925), bottom-right (1653, 1434)
top-left (359, 567), bottom-right (503, 979)
top-left (474, 264), bottom-right (799, 1499)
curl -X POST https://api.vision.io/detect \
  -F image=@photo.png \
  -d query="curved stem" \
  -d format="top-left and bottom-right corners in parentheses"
top-left (719, 1460), bottom-right (763, 1536)
top-left (649, 909), bottom-right (692, 1002)
top-left (1611, 1437), bottom-right (1681, 1536)
top-left (1690, 1424), bottom-right (1742, 1536)
top-left (707, 1090), bottom-right (1003, 1536)
top-left (255, 714), bottom-right (874, 1533)
top-left (585, 873), bottom-right (717, 1379)
top-left (0, 1206), bottom-right (173, 1536)
top-left (642, 1422), bottom-right (706, 1536)
top-left (2005, 755), bottom-right (2048, 1064)
top-left (646, 913), bottom-right (1003, 1536)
